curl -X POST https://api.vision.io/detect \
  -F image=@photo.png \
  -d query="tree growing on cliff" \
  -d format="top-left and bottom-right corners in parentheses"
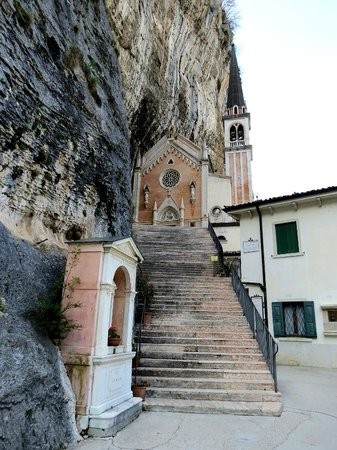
top-left (222, 0), bottom-right (239, 31)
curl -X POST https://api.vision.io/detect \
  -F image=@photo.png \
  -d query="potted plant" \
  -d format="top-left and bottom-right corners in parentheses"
top-left (131, 353), bottom-right (147, 400)
top-left (108, 324), bottom-right (121, 346)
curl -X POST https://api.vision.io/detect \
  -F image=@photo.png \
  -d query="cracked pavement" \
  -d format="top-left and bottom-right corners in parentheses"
top-left (70, 366), bottom-right (337, 450)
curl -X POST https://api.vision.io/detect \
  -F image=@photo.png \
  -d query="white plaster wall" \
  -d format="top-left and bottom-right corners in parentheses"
top-left (277, 341), bottom-right (337, 368)
top-left (214, 225), bottom-right (240, 253)
top-left (239, 213), bottom-right (263, 285)
top-left (207, 174), bottom-right (232, 223)
top-left (238, 198), bottom-right (337, 367)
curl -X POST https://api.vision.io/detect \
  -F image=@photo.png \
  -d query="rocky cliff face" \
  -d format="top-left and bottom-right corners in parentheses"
top-left (0, 1), bottom-right (232, 448)
top-left (0, 0), bottom-right (132, 245)
top-left (108, 0), bottom-right (232, 171)
top-left (0, 223), bottom-right (79, 449)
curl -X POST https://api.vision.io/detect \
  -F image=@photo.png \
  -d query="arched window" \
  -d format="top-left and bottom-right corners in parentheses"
top-left (238, 124), bottom-right (244, 140)
top-left (111, 267), bottom-right (127, 345)
top-left (230, 125), bottom-right (237, 142)
top-left (234, 106), bottom-right (238, 114)
top-left (230, 123), bottom-right (245, 143)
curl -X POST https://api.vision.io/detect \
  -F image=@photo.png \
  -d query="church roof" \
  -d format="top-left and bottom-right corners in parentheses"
top-left (226, 44), bottom-right (246, 108)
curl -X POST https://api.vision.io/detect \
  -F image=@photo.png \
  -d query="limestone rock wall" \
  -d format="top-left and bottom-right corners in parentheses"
top-left (0, 0), bottom-right (132, 245)
top-left (107, 0), bottom-right (232, 171)
top-left (0, 223), bottom-right (80, 449)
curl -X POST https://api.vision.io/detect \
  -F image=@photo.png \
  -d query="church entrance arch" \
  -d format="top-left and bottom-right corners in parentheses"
top-left (160, 206), bottom-right (179, 226)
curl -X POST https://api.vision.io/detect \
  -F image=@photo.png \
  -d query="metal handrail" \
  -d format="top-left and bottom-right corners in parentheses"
top-left (231, 266), bottom-right (279, 391)
top-left (208, 220), bottom-right (225, 275)
top-left (133, 268), bottom-right (147, 386)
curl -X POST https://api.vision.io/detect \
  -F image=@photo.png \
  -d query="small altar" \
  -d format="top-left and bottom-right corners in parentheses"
top-left (60, 237), bottom-right (143, 436)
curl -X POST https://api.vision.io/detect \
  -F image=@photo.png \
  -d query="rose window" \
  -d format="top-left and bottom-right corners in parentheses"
top-left (161, 169), bottom-right (181, 188)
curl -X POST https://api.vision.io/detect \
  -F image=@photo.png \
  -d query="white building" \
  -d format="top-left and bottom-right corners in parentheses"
top-left (225, 186), bottom-right (337, 368)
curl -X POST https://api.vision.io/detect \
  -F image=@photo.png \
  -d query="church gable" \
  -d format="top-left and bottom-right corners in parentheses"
top-left (142, 134), bottom-right (202, 174)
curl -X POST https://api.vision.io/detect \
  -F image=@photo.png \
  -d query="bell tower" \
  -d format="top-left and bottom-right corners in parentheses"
top-left (224, 45), bottom-right (253, 205)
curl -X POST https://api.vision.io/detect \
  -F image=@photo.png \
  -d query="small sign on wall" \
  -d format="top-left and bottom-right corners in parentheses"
top-left (243, 240), bottom-right (259, 253)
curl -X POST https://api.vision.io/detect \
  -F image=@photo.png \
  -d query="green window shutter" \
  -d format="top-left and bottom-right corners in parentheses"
top-left (275, 222), bottom-right (299, 254)
top-left (303, 301), bottom-right (317, 338)
top-left (272, 302), bottom-right (285, 337)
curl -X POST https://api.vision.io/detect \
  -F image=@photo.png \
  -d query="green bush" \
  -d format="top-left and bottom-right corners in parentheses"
top-left (26, 248), bottom-right (82, 345)
top-left (136, 271), bottom-right (154, 308)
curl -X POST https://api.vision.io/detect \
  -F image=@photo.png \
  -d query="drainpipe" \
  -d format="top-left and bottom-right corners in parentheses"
top-left (256, 204), bottom-right (268, 327)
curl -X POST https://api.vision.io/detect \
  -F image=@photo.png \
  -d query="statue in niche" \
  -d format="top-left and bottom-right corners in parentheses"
top-left (144, 185), bottom-right (150, 208)
top-left (189, 181), bottom-right (196, 204)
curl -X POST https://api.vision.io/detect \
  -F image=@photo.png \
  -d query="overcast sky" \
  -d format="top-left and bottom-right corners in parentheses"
top-left (233, 0), bottom-right (337, 199)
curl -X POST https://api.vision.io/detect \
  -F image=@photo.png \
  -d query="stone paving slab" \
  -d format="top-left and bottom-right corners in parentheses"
top-left (69, 365), bottom-right (337, 450)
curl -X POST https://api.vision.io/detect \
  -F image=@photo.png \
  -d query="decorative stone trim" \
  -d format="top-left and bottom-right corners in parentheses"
top-left (100, 283), bottom-right (116, 293)
top-left (143, 147), bottom-right (200, 175)
top-left (92, 352), bottom-right (135, 365)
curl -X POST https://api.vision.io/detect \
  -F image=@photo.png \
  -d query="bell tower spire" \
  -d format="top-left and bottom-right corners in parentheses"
top-left (224, 44), bottom-right (253, 205)
top-left (226, 44), bottom-right (246, 112)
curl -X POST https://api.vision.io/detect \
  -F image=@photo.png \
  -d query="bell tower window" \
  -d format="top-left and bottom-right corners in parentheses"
top-left (230, 125), bottom-right (236, 142)
top-left (238, 124), bottom-right (244, 140)
top-left (229, 123), bottom-right (245, 147)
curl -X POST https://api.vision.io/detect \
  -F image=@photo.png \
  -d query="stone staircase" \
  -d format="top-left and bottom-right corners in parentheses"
top-left (133, 225), bottom-right (282, 416)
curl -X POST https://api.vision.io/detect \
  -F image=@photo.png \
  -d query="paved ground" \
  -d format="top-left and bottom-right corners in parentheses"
top-left (70, 365), bottom-right (337, 450)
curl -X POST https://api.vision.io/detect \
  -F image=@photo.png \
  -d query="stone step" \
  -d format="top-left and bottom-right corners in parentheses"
top-left (148, 319), bottom-right (250, 327)
top-left (141, 325), bottom-right (253, 335)
top-left (148, 300), bottom-right (240, 306)
top-left (149, 304), bottom-right (243, 311)
top-left (140, 351), bottom-right (265, 362)
top-left (151, 286), bottom-right (233, 291)
top-left (152, 290), bottom-right (235, 295)
top-left (136, 367), bottom-right (271, 380)
top-left (139, 358), bottom-right (268, 370)
top-left (140, 336), bottom-right (259, 346)
top-left (136, 376), bottom-right (275, 391)
top-left (145, 387), bottom-right (281, 403)
top-left (140, 344), bottom-right (262, 354)
top-left (149, 315), bottom-right (248, 323)
top-left (142, 397), bottom-right (282, 416)
top-left (140, 330), bottom-right (252, 338)
top-left (149, 305), bottom-right (241, 312)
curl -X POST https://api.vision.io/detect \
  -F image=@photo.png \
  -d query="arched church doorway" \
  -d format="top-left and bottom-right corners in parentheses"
top-left (160, 206), bottom-right (180, 226)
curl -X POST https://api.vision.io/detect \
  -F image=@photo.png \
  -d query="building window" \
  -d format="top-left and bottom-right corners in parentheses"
top-left (275, 221), bottom-right (299, 255)
top-left (237, 124), bottom-right (244, 140)
top-left (272, 301), bottom-right (317, 338)
top-left (321, 306), bottom-right (337, 335)
top-left (230, 123), bottom-right (245, 142)
top-left (160, 169), bottom-right (181, 188)
top-left (328, 310), bottom-right (337, 322)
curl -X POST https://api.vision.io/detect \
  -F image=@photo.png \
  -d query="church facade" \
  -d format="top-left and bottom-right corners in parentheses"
top-left (132, 45), bottom-right (253, 246)
top-left (132, 134), bottom-right (232, 228)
